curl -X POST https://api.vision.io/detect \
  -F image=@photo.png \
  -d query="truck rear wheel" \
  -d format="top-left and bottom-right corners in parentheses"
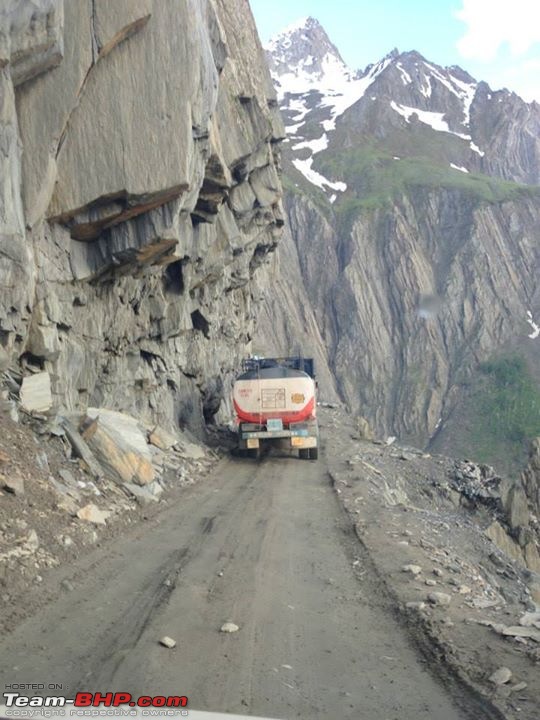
top-left (309, 447), bottom-right (318, 460)
top-left (298, 449), bottom-right (310, 460)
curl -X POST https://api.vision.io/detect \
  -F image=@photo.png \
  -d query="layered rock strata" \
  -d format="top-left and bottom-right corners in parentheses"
top-left (0, 0), bottom-right (284, 433)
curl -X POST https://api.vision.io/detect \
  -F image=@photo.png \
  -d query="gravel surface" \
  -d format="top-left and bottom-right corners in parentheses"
top-left (0, 408), bottom-right (537, 719)
top-left (0, 450), bottom-right (489, 720)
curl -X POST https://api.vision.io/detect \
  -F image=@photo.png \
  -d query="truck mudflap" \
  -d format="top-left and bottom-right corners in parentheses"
top-left (290, 435), bottom-right (317, 448)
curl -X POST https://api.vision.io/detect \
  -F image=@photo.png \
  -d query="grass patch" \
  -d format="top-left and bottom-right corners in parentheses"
top-left (315, 145), bottom-right (540, 213)
top-left (464, 355), bottom-right (540, 468)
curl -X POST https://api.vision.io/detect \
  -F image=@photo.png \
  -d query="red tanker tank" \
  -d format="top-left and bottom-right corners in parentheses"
top-left (232, 357), bottom-right (319, 460)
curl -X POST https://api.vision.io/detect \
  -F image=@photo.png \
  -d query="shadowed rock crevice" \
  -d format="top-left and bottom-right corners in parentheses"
top-left (191, 310), bottom-right (210, 339)
top-left (191, 153), bottom-right (231, 225)
top-left (163, 260), bottom-right (186, 296)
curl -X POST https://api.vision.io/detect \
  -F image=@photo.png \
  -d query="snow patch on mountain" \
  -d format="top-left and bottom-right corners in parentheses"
top-left (273, 53), bottom-right (392, 133)
top-left (321, 57), bottom-right (393, 130)
top-left (423, 62), bottom-right (476, 126)
top-left (450, 163), bottom-right (469, 173)
top-left (286, 121), bottom-right (304, 135)
top-left (268, 18), bottom-right (394, 135)
top-left (420, 76), bottom-right (432, 98)
top-left (390, 101), bottom-right (471, 140)
top-left (287, 98), bottom-right (310, 120)
top-left (396, 62), bottom-right (412, 86)
top-left (451, 77), bottom-right (476, 126)
top-left (470, 141), bottom-right (485, 157)
top-left (290, 132), bottom-right (347, 192)
top-left (292, 157), bottom-right (347, 192)
top-left (293, 134), bottom-right (329, 153)
top-left (265, 17), bottom-right (311, 53)
top-left (526, 311), bottom-right (540, 339)
top-left (272, 52), bottom-right (352, 98)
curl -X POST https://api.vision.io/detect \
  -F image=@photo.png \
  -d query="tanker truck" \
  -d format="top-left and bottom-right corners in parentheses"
top-left (232, 356), bottom-right (319, 459)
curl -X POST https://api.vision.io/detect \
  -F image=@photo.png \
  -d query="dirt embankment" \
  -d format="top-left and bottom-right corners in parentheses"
top-left (0, 413), bottom-right (220, 631)
top-left (321, 405), bottom-right (539, 720)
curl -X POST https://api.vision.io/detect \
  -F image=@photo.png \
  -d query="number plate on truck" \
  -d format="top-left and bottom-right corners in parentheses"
top-left (247, 438), bottom-right (260, 449)
top-left (267, 418), bottom-right (283, 431)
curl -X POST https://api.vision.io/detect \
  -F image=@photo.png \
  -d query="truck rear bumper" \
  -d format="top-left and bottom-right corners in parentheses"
top-left (240, 436), bottom-right (317, 450)
top-left (239, 424), bottom-right (318, 450)
top-left (240, 429), bottom-right (305, 440)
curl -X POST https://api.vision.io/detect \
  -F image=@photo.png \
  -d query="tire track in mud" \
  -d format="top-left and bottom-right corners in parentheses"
top-left (77, 460), bottom-right (267, 688)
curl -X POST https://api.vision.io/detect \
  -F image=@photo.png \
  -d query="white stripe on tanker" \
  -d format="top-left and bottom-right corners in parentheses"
top-left (233, 375), bottom-right (316, 423)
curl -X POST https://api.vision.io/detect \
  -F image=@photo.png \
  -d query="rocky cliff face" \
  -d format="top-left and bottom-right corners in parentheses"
top-left (250, 192), bottom-right (340, 402)
top-left (0, 0), bottom-right (284, 434)
top-left (522, 438), bottom-right (540, 521)
top-left (257, 17), bottom-right (540, 462)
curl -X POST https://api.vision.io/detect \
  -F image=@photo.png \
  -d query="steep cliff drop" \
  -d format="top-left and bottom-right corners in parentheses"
top-left (258, 17), bottom-right (540, 471)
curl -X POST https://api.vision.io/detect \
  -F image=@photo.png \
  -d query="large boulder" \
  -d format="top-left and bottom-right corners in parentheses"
top-left (82, 408), bottom-right (154, 486)
top-left (522, 437), bottom-right (540, 517)
top-left (485, 520), bottom-right (523, 565)
top-left (355, 416), bottom-right (374, 441)
top-left (20, 372), bottom-right (53, 413)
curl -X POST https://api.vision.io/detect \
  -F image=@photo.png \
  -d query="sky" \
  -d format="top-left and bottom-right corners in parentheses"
top-left (250, 0), bottom-right (540, 102)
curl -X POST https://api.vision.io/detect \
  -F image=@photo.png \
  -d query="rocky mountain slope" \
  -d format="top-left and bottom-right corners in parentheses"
top-left (0, 0), bottom-right (284, 435)
top-left (257, 17), bottom-right (540, 470)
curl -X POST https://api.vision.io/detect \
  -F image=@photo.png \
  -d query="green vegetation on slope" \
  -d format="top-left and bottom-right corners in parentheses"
top-left (458, 355), bottom-right (540, 471)
top-left (315, 145), bottom-right (540, 214)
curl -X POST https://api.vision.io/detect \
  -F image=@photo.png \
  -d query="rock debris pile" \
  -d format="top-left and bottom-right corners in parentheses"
top-left (323, 406), bottom-right (540, 720)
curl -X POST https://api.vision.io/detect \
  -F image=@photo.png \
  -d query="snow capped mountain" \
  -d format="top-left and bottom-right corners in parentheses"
top-left (266, 16), bottom-right (343, 74)
top-left (265, 18), bottom-right (482, 193)
top-left (266, 18), bottom-right (393, 134)
top-left (266, 17), bottom-right (540, 193)
top-left (266, 18), bottom-right (395, 193)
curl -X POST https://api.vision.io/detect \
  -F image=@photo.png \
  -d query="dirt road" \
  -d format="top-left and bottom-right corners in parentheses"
top-left (0, 452), bottom-right (496, 719)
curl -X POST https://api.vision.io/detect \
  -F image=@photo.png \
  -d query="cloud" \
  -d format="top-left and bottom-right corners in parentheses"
top-left (496, 58), bottom-right (540, 101)
top-left (456, 0), bottom-right (540, 61)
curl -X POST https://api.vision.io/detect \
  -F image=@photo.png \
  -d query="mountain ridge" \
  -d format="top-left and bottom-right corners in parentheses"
top-left (267, 16), bottom-right (540, 191)
top-left (266, 16), bottom-right (527, 105)
top-left (255, 15), bottom-right (540, 472)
